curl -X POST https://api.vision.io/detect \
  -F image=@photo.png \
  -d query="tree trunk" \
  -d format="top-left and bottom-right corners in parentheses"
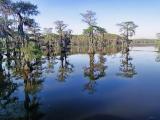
top-left (17, 13), bottom-right (25, 47)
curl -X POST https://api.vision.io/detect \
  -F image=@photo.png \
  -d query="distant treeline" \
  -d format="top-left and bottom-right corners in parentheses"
top-left (53, 45), bottom-right (122, 56)
top-left (40, 32), bottom-right (122, 47)
top-left (131, 39), bottom-right (158, 45)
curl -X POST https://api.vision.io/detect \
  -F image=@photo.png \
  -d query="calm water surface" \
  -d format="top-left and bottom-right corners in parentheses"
top-left (1, 46), bottom-right (160, 120)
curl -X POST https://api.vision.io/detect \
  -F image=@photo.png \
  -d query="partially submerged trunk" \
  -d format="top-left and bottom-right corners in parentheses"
top-left (23, 61), bottom-right (32, 71)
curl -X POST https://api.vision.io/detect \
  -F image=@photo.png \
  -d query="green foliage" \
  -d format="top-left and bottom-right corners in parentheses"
top-left (117, 21), bottom-right (138, 39)
top-left (21, 43), bottom-right (42, 61)
top-left (43, 33), bottom-right (59, 42)
top-left (12, 1), bottom-right (39, 16)
top-left (23, 17), bottom-right (36, 27)
top-left (83, 26), bottom-right (94, 36)
top-left (0, 16), bottom-right (15, 38)
top-left (95, 26), bottom-right (107, 34)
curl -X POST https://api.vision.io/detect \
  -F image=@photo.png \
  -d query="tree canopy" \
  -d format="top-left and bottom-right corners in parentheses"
top-left (117, 21), bottom-right (138, 40)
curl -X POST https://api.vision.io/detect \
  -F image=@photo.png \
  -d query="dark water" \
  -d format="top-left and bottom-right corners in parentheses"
top-left (1, 46), bottom-right (160, 120)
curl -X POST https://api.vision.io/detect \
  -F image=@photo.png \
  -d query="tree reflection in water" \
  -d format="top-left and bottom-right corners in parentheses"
top-left (57, 48), bottom-right (74, 82)
top-left (57, 33), bottom-right (74, 82)
top-left (0, 43), bottom-right (125, 119)
top-left (156, 43), bottom-right (160, 62)
top-left (117, 46), bottom-right (137, 78)
top-left (0, 52), bottom-right (20, 119)
top-left (45, 55), bottom-right (57, 74)
top-left (84, 48), bottom-right (107, 94)
top-left (0, 46), bottom-right (44, 120)
top-left (22, 65), bottom-right (44, 120)
top-left (0, 68), bottom-right (19, 119)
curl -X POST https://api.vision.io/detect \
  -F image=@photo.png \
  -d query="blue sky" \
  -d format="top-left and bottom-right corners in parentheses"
top-left (27, 0), bottom-right (160, 39)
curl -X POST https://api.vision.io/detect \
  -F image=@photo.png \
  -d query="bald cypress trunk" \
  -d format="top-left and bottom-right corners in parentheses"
top-left (0, 53), bottom-right (3, 71)
top-left (17, 13), bottom-right (25, 47)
